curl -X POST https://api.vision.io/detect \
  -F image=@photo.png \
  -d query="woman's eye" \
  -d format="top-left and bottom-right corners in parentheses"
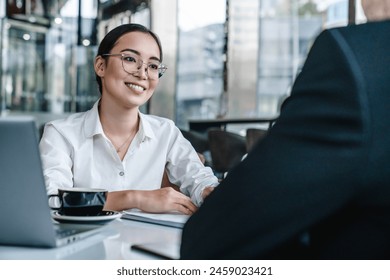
top-left (148, 63), bottom-right (159, 70)
top-left (123, 56), bottom-right (136, 63)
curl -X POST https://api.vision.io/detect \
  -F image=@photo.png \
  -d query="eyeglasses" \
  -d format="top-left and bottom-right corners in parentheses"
top-left (102, 53), bottom-right (167, 79)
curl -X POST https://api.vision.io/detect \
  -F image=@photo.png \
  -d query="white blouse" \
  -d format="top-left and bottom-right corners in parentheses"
top-left (39, 100), bottom-right (218, 206)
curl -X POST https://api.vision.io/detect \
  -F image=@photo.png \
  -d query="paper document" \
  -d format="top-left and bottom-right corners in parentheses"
top-left (121, 209), bottom-right (190, 228)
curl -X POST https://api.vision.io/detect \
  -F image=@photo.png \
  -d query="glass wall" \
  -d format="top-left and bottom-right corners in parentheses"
top-left (0, 20), bottom-right (47, 113)
top-left (228, 0), bottom-right (261, 120)
top-left (255, 0), bottom-right (323, 117)
top-left (228, 0), bottom-right (349, 125)
top-left (176, 0), bottom-right (226, 129)
top-left (0, 0), bottom-right (366, 130)
top-left (0, 0), bottom-right (99, 128)
top-left (149, 0), bottom-right (178, 120)
top-left (175, 0), bottom-right (363, 132)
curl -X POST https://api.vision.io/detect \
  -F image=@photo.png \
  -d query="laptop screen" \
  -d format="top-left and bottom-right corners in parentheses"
top-left (0, 117), bottom-right (59, 247)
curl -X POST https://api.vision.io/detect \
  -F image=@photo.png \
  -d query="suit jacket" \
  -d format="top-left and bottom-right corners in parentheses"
top-left (180, 20), bottom-right (390, 259)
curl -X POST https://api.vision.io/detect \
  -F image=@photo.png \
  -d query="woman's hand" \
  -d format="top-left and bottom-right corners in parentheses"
top-left (104, 187), bottom-right (197, 215)
top-left (201, 186), bottom-right (215, 200)
top-left (138, 187), bottom-right (198, 214)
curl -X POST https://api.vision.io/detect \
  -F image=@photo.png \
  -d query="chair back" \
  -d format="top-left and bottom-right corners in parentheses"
top-left (208, 129), bottom-right (247, 177)
top-left (246, 128), bottom-right (268, 152)
top-left (180, 129), bottom-right (209, 153)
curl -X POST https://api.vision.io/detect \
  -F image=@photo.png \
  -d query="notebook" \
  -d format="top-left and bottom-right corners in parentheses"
top-left (0, 117), bottom-right (103, 248)
top-left (122, 208), bottom-right (190, 229)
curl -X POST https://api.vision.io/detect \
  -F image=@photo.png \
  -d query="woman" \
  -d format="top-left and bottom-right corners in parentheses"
top-left (40, 23), bottom-right (218, 215)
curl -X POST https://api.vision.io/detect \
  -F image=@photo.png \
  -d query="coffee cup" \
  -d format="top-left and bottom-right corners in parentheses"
top-left (49, 188), bottom-right (108, 216)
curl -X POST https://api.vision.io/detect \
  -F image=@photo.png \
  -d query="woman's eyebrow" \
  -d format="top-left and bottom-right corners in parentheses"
top-left (120, 48), bottom-right (161, 62)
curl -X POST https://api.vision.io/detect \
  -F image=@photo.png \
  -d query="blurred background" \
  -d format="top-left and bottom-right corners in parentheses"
top-left (0, 0), bottom-right (367, 133)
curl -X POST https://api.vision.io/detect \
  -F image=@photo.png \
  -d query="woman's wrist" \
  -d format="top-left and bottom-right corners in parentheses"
top-left (127, 190), bottom-right (142, 210)
top-left (105, 190), bottom-right (141, 211)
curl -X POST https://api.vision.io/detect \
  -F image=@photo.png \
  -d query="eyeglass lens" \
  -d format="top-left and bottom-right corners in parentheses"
top-left (121, 54), bottom-right (166, 79)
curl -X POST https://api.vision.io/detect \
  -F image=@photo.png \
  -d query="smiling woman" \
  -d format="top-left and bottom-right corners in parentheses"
top-left (39, 23), bottom-right (219, 216)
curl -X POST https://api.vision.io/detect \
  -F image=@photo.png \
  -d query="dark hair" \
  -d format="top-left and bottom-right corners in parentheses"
top-left (95, 23), bottom-right (163, 94)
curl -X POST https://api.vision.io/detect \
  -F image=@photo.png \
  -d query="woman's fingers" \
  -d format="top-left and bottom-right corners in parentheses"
top-left (138, 187), bottom-right (198, 214)
top-left (175, 196), bottom-right (198, 214)
top-left (175, 203), bottom-right (196, 215)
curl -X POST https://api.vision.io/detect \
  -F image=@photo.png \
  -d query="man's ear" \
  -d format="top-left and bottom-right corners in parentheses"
top-left (94, 56), bottom-right (105, 77)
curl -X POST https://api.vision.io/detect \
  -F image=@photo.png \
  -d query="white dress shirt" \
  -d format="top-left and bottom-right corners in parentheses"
top-left (39, 100), bottom-right (219, 206)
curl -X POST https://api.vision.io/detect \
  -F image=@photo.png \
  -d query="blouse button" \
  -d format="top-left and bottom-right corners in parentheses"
top-left (119, 171), bottom-right (125, 176)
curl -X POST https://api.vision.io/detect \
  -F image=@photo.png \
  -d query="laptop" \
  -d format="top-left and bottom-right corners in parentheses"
top-left (0, 117), bottom-right (103, 248)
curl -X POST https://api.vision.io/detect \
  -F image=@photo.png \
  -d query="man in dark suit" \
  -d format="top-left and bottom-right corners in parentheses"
top-left (180, 0), bottom-right (390, 259)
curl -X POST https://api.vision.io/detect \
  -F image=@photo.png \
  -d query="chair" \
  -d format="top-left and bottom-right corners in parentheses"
top-left (180, 129), bottom-right (209, 153)
top-left (246, 128), bottom-right (268, 152)
top-left (207, 129), bottom-right (247, 179)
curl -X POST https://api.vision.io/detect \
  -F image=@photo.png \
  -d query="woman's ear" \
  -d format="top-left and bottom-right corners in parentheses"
top-left (94, 56), bottom-right (105, 77)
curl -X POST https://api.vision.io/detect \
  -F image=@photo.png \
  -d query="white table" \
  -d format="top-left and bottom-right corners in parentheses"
top-left (0, 218), bottom-right (182, 260)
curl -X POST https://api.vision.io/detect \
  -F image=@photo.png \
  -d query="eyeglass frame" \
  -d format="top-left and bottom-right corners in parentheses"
top-left (101, 53), bottom-right (168, 79)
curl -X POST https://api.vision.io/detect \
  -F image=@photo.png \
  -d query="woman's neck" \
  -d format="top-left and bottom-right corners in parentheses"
top-left (98, 97), bottom-right (140, 136)
top-left (98, 98), bottom-right (140, 159)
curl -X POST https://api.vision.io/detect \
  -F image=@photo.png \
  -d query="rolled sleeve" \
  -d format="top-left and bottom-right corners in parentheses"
top-left (189, 167), bottom-right (219, 206)
top-left (166, 128), bottom-right (219, 206)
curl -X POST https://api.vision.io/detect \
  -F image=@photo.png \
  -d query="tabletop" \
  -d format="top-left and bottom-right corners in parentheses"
top-left (0, 218), bottom-right (182, 260)
top-left (189, 116), bottom-right (279, 133)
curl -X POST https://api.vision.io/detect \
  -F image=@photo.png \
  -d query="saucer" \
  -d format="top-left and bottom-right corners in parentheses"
top-left (52, 210), bottom-right (122, 225)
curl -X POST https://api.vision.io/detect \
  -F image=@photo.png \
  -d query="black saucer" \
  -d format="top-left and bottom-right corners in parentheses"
top-left (52, 210), bottom-right (122, 224)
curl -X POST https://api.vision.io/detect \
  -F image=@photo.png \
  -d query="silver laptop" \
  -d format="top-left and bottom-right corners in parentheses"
top-left (0, 117), bottom-right (102, 247)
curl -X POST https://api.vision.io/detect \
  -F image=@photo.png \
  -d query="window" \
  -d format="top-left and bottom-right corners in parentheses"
top-left (175, 0), bottom-right (363, 133)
